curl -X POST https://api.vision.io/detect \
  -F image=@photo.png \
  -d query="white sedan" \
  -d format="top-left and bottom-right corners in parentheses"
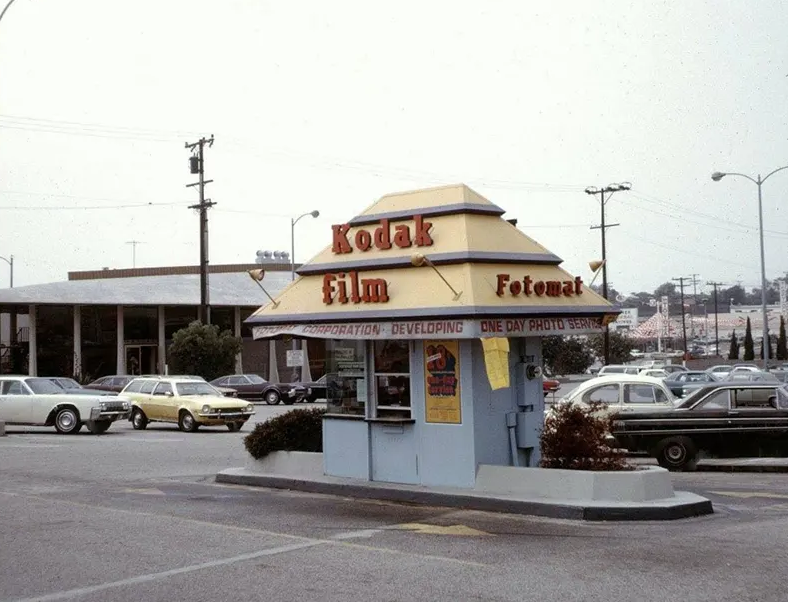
top-left (546, 374), bottom-right (678, 418)
top-left (0, 376), bottom-right (131, 434)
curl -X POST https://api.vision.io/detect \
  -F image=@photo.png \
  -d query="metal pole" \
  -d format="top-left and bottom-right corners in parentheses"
top-left (678, 282), bottom-right (688, 354)
top-left (290, 218), bottom-right (296, 282)
top-left (600, 190), bottom-right (610, 364)
top-left (757, 176), bottom-right (770, 364)
top-left (714, 287), bottom-right (719, 356)
top-left (8, 255), bottom-right (12, 288)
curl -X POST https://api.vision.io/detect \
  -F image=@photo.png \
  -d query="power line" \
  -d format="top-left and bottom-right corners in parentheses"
top-left (0, 202), bottom-right (182, 210)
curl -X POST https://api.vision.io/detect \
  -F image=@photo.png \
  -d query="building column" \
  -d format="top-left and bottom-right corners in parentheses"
top-left (234, 306), bottom-right (243, 373)
top-left (73, 305), bottom-right (82, 379)
top-left (158, 305), bottom-right (166, 375)
top-left (116, 305), bottom-right (125, 375)
top-left (28, 304), bottom-right (37, 376)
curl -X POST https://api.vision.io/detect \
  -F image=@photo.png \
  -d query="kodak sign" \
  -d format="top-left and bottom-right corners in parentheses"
top-left (331, 215), bottom-right (433, 254)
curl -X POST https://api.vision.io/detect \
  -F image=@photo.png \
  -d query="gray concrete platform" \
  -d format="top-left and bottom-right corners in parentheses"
top-left (696, 458), bottom-right (788, 473)
top-left (216, 467), bottom-right (713, 521)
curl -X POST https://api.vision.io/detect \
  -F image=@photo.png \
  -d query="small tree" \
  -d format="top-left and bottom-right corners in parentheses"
top-left (542, 336), bottom-right (594, 376)
top-left (728, 330), bottom-right (739, 360)
top-left (167, 321), bottom-right (243, 381)
top-left (587, 331), bottom-right (635, 365)
top-left (743, 317), bottom-right (755, 361)
top-left (777, 317), bottom-right (788, 361)
top-left (540, 401), bottom-right (629, 471)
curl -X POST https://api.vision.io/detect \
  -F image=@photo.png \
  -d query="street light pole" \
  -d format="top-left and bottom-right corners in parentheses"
top-left (289, 210), bottom-right (320, 381)
top-left (0, 255), bottom-right (13, 288)
top-left (712, 165), bottom-right (788, 365)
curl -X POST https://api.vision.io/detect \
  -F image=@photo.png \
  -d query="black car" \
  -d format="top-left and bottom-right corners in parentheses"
top-left (663, 370), bottom-right (719, 397)
top-left (83, 375), bottom-right (134, 393)
top-left (295, 375), bottom-right (327, 402)
top-left (612, 382), bottom-right (788, 471)
top-left (209, 374), bottom-right (307, 405)
top-left (681, 370), bottom-right (779, 396)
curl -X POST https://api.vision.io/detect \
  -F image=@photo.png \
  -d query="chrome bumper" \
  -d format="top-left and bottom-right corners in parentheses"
top-left (91, 408), bottom-right (132, 421)
top-left (197, 411), bottom-right (255, 420)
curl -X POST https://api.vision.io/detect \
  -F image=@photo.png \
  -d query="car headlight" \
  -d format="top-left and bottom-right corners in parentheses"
top-left (122, 402), bottom-right (129, 410)
top-left (100, 401), bottom-right (107, 409)
top-left (245, 405), bottom-right (253, 412)
top-left (201, 404), bottom-right (211, 413)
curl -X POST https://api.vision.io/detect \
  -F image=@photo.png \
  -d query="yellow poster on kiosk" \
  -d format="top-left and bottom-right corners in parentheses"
top-left (424, 340), bottom-right (461, 424)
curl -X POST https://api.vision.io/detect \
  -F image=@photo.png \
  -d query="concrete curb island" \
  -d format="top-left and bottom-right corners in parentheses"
top-left (216, 452), bottom-right (713, 522)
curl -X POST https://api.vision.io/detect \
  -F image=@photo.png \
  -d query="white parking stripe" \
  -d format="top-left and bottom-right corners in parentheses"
top-left (8, 540), bottom-right (325, 602)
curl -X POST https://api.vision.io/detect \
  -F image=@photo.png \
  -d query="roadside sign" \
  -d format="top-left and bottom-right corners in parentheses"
top-left (286, 349), bottom-right (304, 367)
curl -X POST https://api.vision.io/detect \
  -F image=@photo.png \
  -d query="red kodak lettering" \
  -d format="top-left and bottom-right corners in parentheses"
top-left (331, 224), bottom-right (352, 254)
top-left (374, 219), bottom-right (392, 250)
top-left (414, 215), bottom-right (433, 247)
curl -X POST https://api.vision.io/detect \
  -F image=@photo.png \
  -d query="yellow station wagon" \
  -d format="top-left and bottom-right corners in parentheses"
top-left (121, 377), bottom-right (255, 432)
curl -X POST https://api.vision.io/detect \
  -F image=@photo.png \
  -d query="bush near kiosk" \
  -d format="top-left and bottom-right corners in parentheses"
top-left (540, 401), bottom-right (630, 471)
top-left (244, 407), bottom-right (326, 460)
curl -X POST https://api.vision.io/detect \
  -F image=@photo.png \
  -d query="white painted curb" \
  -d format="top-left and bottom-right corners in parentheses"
top-left (474, 464), bottom-right (674, 502)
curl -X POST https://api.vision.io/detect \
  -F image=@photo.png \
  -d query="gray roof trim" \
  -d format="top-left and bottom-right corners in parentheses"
top-left (0, 271), bottom-right (292, 307)
top-left (297, 251), bottom-right (563, 275)
top-left (347, 202), bottom-right (505, 226)
top-left (245, 304), bottom-right (617, 325)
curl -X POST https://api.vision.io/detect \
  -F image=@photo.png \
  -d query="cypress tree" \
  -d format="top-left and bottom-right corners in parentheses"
top-left (777, 316), bottom-right (788, 361)
top-left (728, 330), bottom-right (739, 360)
top-left (743, 317), bottom-right (755, 361)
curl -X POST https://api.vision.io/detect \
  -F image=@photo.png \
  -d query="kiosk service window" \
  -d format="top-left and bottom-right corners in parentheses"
top-left (373, 340), bottom-right (412, 420)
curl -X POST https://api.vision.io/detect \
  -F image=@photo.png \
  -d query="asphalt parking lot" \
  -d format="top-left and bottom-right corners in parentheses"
top-left (2, 403), bottom-right (788, 602)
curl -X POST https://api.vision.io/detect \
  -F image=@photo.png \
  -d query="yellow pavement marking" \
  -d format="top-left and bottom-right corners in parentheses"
top-left (394, 523), bottom-right (491, 536)
top-left (121, 488), bottom-right (166, 495)
top-left (710, 490), bottom-right (788, 500)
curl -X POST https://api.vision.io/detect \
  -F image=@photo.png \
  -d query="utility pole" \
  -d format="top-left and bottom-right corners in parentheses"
top-left (673, 277), bottom-right (690, 357)
top-left (707, 281), bottom-right (725, 357)
top-left (586, 182), bottom-right (630, 364)
top-left (185, 135), bottom-right (215, 325)
top-left (125, 241), bottom-right (143, 268)
top-left (689, 273), bottom-right (700, 338)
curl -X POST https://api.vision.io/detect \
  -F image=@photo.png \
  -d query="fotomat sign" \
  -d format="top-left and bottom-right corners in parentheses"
top-left (331, 215), bottom-right (434, 254)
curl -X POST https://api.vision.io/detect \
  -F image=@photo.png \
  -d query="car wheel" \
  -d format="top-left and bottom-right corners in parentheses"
top-left (283, 396), bottom-right (295, 406)
top-left (131, 409), bottom-right (148, 430)
top-left (655, 436), bottom-right (697, 471)
top-left (226, 422), bottom-right (243, 432)
top-left (264, 390), bottom-right (280, 405)
top-left (87, 420), bottom-right (111, 435)
top-left (178, 410), bottom-right (199, 433)
top-left (54, 407), bottom-right (81, 435)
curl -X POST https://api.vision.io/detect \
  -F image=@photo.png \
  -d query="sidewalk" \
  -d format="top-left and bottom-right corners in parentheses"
top-left (631, 457), bottom-right (788, 473)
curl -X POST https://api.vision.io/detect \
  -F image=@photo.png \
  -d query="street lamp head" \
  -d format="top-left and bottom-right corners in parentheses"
top-left (618, 182), bottom-right (632, 190)
top-left (711, 171), bottom-right (726, 182)
top-left (584, 186), bottom-right (599, 195)
top-left (310, 210), bottom-right (320, 218)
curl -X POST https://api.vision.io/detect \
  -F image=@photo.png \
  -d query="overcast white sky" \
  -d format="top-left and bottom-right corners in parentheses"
top-left (1, 0), bottom-right (787, 296)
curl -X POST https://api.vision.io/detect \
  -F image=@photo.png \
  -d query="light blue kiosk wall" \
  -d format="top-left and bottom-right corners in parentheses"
top-left (322, 336), bottom-right (545, 488)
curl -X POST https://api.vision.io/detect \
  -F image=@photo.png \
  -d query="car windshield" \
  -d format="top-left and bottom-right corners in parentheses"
top-left (174, 382), bottom-right (220, 396)
top-left (247, 375), bottom-right (266, 384)
top-left (56, 378), bottom-right (80, 388)
top-left (26, 378), bottom-right (68, 395)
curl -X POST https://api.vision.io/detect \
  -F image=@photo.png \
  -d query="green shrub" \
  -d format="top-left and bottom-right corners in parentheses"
top-left (540, 400), bottom-right (630, 471)
top-left (244, 407), bottom-right (326, 460)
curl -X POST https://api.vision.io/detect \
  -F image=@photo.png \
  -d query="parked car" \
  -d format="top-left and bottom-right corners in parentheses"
top-left (297, 375), bottom-right (327, 402)
top-left (121, 377), bottom-right (255, 432)
top-left (45, 377), bottom-right (117, 396)
top-left (639, 369), bottom-right (668, 378)
top-left (0, 376), bottom-right (131, 434)
top-left (84, 375), bottom-right (134, 393)
top-left (706, 364), bottom-right (734, 380)
top-left (683, 371), bottom-right (778, 396)
top-left (660, 364), bottom-right (688, 374)
top-left (139, 374), bottom-right (238, 397)
top-left (612, 382), bottom-right (788, 471)
top-left (663, 370), bottom-right (719, 397)
top-left (543, 378), bottom-right (560, 396)
top-left (547, 374), bottom-right (677, 418)
top-left (209, 374), bottom-right (307, 405)
top-left (597, 365), bottom-right (642, 376)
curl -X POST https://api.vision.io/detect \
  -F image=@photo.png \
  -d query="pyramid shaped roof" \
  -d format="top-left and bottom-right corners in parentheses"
top-left (247, 184), bottom-right (617, 340)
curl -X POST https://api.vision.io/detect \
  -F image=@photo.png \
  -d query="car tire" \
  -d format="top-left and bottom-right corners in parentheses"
top-left (87, 420), bottom-right (112, 435)
top-left (178, 410), bottom-right (199, 433)
top-left (655, 436), bottom-right (697, 471)
top-left (227, 422), bottom-right (243, 432)
top-left (282, 396), bottom-right (295, 406)
top-left (131, 408), bottom-right (148, 430)
top-left (54, 407), bottom-right (81, 435)
top-left (264, 390), bottom-right (280, 405)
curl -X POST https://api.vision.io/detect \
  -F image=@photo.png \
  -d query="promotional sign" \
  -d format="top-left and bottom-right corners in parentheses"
top-left (253, 316), bottom-right (609, 341)
top-left (609, 308), bottom-right (638, 331)
top-left (424, 340), bottom-right (461, 424)
top-left (285, 349), bottom-right (304, 367)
